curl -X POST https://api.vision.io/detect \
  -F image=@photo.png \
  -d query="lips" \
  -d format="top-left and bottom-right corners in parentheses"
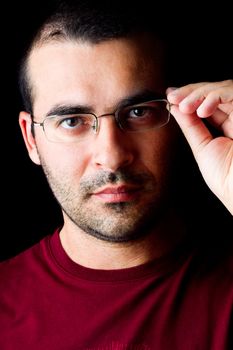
top-left (92, 185), bottom-right (140, 203)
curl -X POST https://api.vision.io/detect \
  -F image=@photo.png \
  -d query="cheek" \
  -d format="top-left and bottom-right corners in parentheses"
top-left (37, 141), bottom-right (91, 180)
top-left (140, 130), bottom-right (174, 168)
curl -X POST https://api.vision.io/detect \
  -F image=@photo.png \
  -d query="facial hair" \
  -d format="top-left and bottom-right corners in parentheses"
top-left (40, 159), bottom-right (171, 243)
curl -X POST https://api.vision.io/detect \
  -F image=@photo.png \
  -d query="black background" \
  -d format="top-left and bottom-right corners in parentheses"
top-left (1, 1), bottom-right (232, 261)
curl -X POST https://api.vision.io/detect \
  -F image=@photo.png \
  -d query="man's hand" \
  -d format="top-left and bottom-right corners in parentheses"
top-left (167, 80), bottom-right (233, 215)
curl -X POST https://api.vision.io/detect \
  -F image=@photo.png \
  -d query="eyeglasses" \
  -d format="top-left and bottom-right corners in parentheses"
top-left (31, 99), bottom-right (171, 143)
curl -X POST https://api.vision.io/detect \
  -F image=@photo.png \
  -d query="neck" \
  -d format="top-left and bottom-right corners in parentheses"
top-left (59, 209), bottom-right (186, 270)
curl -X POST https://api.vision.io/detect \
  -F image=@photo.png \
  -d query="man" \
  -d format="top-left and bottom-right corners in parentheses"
top-left (0, 1), bottom-right (232, 349)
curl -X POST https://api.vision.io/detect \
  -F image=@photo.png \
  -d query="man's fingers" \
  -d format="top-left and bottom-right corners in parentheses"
top-left (195, 87), bottom-right (233, 117)
top-left (170, 105), bottom-right (213, 156)
top-left (166, 82), bottom-right (207, 104)
top-left (167, 80), bottom-right (233, 114)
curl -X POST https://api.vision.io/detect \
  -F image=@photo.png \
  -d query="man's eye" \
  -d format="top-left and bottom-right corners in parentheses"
top-left (59, 116), bottom-right (84, 129)
top-left (128, 106), bottom-right (153, 118)
top-left (130, 107), bottom-right (148, 117)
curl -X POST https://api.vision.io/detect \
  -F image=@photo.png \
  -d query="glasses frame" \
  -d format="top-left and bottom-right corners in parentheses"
top-left (31, 98), bottom-right (171, 142)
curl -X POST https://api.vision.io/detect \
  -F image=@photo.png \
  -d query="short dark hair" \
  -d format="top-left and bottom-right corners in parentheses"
top-left (18, 0), bottom-right (166, 113)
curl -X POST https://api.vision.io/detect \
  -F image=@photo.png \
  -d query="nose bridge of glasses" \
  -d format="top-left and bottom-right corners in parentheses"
top-left (97, 112), bottom-right (117, 120)
top-left (94, 111), bottom-right (121, 132)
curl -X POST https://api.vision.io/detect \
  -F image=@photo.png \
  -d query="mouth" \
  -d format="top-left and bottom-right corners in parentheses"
top-left (92, 185), bottom-right (141, 203)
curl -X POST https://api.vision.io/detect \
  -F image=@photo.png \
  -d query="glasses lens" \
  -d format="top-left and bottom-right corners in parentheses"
top-left (44, 114), bottom-right (96, 142)
top-left (118, 100), bottom-right (170, 132)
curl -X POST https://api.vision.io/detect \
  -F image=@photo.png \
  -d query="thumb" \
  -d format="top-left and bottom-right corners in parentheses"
top-left (170, 105), bottom-right (213, 156)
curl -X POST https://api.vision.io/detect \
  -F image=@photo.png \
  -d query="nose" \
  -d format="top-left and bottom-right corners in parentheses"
top-left (92, 115), bottom-right (135, 172)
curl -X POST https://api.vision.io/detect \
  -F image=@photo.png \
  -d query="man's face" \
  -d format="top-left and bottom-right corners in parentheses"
top-left (20, 36), bottom-right (178, 242)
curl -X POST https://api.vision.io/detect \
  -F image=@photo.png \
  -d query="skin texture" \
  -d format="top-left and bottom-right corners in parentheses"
top-left (19, 37), bottom-right (184, 269)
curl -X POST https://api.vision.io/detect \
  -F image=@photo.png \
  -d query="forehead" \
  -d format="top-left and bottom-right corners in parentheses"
top-left (28, 36), bottom-right (165, 113)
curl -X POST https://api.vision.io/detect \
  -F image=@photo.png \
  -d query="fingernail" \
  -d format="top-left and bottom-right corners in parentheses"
top-left (166, 87), bottom-right (178, 94)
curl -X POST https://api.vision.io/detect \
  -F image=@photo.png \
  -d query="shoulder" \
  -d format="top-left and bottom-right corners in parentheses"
top-left (0, 233), bottom-right (53, 288)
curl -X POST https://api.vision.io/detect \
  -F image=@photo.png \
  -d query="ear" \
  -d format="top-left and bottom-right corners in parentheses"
top-left (19, 111), bottom-right (41, 165)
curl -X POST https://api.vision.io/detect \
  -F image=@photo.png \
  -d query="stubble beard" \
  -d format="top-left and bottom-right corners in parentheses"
top-left (40, 162), bottom-right (170, 243)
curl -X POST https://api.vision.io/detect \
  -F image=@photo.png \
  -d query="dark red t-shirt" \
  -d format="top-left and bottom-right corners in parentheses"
top-left (0, 229), bottom-right (232, 349)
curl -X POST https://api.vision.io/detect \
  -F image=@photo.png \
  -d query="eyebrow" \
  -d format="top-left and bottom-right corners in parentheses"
top-left (45, 90), bottom-right (165, 117)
